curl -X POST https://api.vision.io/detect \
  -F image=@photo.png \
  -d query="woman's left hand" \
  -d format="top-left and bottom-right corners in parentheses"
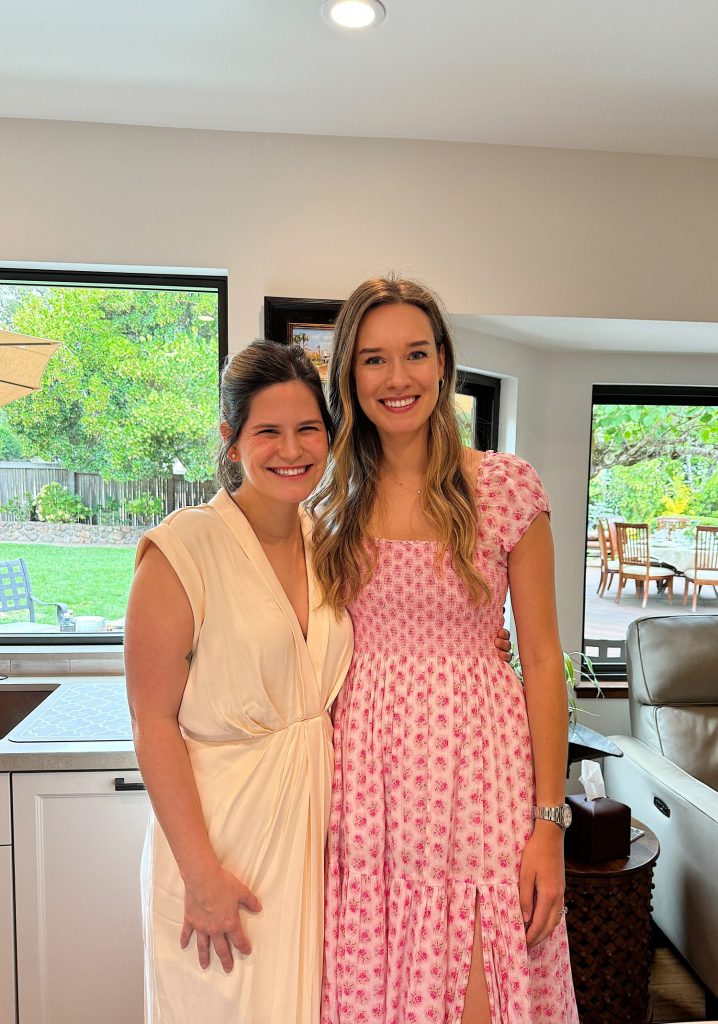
top-left (519, 820), bottom-right (566, 948)
top-left (494, 627), bottom-right (512, 662)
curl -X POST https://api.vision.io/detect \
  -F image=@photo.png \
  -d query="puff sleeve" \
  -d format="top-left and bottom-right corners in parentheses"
top-left (477, 452), bottom-right (551, 556)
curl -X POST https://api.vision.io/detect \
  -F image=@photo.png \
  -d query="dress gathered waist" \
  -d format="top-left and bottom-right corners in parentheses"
top-left (181, 711), bottom-right (331, 745)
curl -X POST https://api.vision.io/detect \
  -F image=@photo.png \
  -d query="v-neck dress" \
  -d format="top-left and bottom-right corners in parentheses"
top-left (136, 489), bottom-right (353, 1024)
top-left (322, 453), bottom-right (578, 1024)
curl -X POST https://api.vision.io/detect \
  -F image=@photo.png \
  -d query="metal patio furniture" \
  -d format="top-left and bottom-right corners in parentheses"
top-left (0, 558), bottom-right (68, 624)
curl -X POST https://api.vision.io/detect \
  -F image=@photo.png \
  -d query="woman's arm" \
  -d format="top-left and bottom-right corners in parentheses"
top-left (507, 512), bottom-right (568, 948)
top-left (125, 542), bottom-right (260, 972)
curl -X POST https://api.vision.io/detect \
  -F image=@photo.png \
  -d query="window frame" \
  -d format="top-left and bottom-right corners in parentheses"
top-left (455, 370), bottom-right (501, 452)
top-left (0, 267), bottom-right (228, 648)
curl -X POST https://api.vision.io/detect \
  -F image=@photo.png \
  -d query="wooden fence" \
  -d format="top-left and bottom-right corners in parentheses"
top-left (0, 461), bottom-right (216, 525)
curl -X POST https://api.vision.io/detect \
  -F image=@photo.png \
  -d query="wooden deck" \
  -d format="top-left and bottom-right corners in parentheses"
top-left (584, 563), bottom-right (718, 641)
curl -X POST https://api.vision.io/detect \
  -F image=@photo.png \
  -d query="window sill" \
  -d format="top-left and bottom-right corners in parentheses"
top-left (0, 644), bottom-right (124, 678)
top-left (575, 682), bottom-right (628, 700)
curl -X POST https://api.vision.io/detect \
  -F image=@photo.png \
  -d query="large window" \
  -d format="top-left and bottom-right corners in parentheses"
top-left (582, 384), bottom-right (718, 682)
top-left (0, 269), bottom-right (227, 644)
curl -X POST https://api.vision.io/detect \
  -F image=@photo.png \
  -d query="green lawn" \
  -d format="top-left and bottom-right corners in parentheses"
top-left (0, 543), bottom-right (136, 625)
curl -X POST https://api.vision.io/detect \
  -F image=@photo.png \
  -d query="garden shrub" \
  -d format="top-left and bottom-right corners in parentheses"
top-left (124, 494), bottom-right (164, 522)
top-left (0, 492), bottom-right (34, 521)
top-left (34, 482), bottom-right (91, 523)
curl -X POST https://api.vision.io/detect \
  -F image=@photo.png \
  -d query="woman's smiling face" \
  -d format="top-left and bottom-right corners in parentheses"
top-left (352, 302), bottom-right (445, 439)
top-left (230, 380), bottom-right (329, 504)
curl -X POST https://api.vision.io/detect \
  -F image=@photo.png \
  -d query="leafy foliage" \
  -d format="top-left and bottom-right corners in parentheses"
top-left (34, 483), bottom-right (91, 523)
top-left (3, 286), bottom-right (219, 481)
top-left (589, 404), bottom-right (718, 524)
top-left (0, 492), bottom-right (34, 521)
top-left (124, 494), bottom-right (164, 522)
top-left (591, 404), bottom-right (717, 477)
top-left (0, 414), bottom-right (23, 459)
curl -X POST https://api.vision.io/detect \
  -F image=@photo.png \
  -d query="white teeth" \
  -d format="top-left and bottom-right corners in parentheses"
top-left (272, 467), bottom-right (308, 477)
top-left (383, 397), bottom-right (417, 408)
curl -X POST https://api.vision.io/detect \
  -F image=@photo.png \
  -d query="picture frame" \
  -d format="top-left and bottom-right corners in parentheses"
top-left (264, 296), bottom-right (342, 381)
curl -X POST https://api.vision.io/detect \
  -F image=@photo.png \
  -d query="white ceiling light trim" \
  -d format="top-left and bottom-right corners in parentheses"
top-left (322, 0), bottom-right (386, 30)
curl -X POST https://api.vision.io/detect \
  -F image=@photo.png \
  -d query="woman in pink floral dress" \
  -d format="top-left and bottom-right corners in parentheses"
top-left (312, 278), bottom-right (579, 1024)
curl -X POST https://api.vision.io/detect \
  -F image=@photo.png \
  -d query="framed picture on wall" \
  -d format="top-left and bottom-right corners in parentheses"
top-left (264, 296), bottom-right (342, 381)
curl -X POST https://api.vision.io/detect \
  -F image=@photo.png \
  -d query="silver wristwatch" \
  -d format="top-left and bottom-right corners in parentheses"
top-left (532, 803), bottom-right (572, 831)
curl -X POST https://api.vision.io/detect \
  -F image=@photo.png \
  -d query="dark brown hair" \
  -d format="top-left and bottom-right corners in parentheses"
top-left (217, 339), bottom-right (333, 493)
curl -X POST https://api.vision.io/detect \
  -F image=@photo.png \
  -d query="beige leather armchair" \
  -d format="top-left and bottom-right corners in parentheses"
top-left (603, 614), bottom-right (718, 1006)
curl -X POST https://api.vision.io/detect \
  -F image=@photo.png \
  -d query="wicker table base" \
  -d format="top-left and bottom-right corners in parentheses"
top-left (565, 822), bottom-right (659, 1024)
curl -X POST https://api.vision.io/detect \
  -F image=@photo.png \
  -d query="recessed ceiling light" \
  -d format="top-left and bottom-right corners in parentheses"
top-left (322, 0), bottom-right (386, 30)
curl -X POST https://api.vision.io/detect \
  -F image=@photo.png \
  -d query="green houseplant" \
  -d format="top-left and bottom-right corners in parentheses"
top-left (510, 647), bottom-right (620, 769)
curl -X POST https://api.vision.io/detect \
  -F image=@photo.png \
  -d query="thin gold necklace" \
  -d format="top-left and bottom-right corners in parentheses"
top-left (382, 471), bottom-right (423, 497)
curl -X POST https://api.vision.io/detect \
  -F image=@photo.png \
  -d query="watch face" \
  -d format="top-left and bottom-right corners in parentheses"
top-left (562, 804), bottom-right (573, 829)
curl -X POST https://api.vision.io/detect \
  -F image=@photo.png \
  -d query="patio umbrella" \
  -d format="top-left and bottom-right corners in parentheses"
top-left (0, 329), bottom-right (61, 406)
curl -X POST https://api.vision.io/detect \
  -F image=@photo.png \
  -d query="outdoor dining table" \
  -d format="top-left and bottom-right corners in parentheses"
top-left (650, 540), bottom-right (695, 575)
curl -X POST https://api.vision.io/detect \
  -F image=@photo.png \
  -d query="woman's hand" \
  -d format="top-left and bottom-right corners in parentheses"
top-left (180, 867), bottom-right (262, 972)
top-left (494, 626), bottom-right (512, 662)
top-left (519, 820), bottom-right (566, 948)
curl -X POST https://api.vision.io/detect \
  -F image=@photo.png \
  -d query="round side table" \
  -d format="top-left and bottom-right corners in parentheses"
top-left (564, 821), bottom-right (660, 1024)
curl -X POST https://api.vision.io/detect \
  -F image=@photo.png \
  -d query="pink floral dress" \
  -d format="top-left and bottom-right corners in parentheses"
top-left (322, 453), bottom-right (579, 1024)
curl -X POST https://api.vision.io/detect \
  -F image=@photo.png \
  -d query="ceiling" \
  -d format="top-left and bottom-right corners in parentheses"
top-left (456, 315), bottom-right (718, 354)
top-left (2, 0), bottom-right (718, 157)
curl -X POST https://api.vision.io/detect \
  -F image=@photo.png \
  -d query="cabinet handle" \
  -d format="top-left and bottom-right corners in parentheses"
top-left (114, 777), bottom-right (146, 792)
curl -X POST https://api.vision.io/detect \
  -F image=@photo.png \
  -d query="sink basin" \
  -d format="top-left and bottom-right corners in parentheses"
top-left (0, 683), bottom-right (58, 738)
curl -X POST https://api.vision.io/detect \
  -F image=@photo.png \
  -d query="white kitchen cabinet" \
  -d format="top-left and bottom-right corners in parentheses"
top-left (0, 772), bottom-right (10, 844)
top-left (13, 770), bottom-right (150, 1024)
top-left (1, 773), bottom-right (15, 1024)
top-left (0, 845), bottom-right (16, 1024)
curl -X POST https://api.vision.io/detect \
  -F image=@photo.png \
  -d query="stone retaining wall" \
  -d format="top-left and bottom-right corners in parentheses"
top-left (0, 521), bottom-right (147, 547)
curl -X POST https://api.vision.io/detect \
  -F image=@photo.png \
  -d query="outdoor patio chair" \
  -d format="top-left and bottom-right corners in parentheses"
top-left (596, 519), bottom-right (620, 596)
top-left (683, 525), bottom-right (718, 612)
top-left (615, 522), bottom-right (675, 608)
top-left (0, 558), bottom-right (68, 624)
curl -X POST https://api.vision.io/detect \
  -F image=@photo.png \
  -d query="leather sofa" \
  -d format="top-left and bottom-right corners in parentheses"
top-left (603, 614), bottom-right (718, 1002)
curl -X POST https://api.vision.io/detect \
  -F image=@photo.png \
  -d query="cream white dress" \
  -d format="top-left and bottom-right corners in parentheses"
top-left (136, 489), bottom-right (354, 1024)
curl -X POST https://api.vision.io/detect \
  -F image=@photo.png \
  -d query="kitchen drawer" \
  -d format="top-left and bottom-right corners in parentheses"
top-left (0, 774), bottom-right (9, 845)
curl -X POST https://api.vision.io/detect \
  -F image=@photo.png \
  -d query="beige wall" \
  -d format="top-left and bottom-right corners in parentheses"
top-left (2, 117), bottom-right (717, 737)
top-left (3, 118), bottom-right (718, 339)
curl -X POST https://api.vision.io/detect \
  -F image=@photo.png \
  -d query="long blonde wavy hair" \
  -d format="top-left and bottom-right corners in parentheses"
top-left (311, 276), bottom-right (491, 613)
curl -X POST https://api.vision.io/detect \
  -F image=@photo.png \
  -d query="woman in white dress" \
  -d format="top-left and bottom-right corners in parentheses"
top-left (125, 341), bottom-right (354, 1024)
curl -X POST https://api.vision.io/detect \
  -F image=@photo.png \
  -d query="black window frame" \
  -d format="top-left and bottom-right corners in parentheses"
top-left (456, 370), bottom-right (501, 452)
top-left (0, 266), bottom-right (228, 647)
top-left (580, 382), bottom-right (718, 689)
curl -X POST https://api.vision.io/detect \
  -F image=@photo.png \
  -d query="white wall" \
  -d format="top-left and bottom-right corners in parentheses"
top-left (453, 333), bottom-right (718, 739)
top-left (2, 117), bottom-right (717, 737)
top-left (3, 118), bottom-right (718, 339)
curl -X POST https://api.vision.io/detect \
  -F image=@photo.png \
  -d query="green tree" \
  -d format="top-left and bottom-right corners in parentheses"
top-left (3, 287), bottom-right (219, 481)
top-left (0, 410), bottom-right (23, 459)
top-left (591, 404), bottom-right (717, 478)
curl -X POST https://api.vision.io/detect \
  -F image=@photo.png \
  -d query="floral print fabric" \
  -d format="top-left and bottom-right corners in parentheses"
top-left (322, 453), bottom-right (579, 1024)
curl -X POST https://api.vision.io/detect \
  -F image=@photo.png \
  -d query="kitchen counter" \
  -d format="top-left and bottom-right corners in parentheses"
top-left (0, 678), bottom-right (138, 771)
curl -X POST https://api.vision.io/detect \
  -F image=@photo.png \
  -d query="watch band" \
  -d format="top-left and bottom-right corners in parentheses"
top-left (532, 803), bottom-right (572, 830)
